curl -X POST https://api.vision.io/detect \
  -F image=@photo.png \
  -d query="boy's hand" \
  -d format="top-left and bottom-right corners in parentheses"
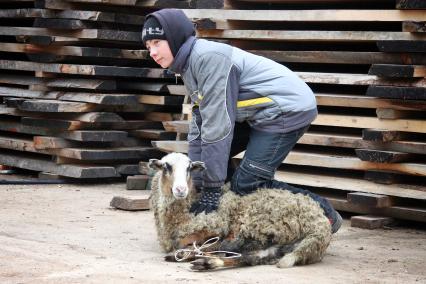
top-left (190, 187), bottom-right (222, 215)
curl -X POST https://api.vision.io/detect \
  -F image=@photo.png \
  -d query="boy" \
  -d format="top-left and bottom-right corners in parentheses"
top-left (142, 9), bottom-right (342, 233)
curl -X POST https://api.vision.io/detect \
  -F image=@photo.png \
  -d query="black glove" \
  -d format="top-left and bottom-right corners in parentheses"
top-left (190, 187), bottom-right (222, 215)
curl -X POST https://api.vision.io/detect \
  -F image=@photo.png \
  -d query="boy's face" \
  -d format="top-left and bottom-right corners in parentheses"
top-left (146, 39), bottom-right (174, 68)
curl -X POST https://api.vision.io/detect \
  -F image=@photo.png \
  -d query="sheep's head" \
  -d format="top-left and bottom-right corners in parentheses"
top-left (148, 153), bottom-right (205, 199)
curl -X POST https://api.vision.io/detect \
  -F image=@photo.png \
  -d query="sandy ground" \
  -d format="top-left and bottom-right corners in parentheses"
top-left (0, 182), bottom-right (425, 284)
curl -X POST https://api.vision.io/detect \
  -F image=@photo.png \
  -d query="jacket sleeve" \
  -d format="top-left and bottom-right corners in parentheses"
top-left (188, 106), bottom-right (203, 188)
top-left (191, 52), bottom-right (240, 188)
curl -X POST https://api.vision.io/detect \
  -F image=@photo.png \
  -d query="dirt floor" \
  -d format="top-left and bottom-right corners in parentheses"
top-left (0, 181), bottom-right (425, 284)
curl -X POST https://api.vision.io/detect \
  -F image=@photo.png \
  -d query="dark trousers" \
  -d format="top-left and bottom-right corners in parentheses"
top-left (228, 122), bottom-right (337, 220)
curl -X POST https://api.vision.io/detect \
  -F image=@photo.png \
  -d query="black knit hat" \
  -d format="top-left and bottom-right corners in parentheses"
top-left (142, 16), bottom-right (166, 45)
top-left (143, 9), bottom-right (195, 57)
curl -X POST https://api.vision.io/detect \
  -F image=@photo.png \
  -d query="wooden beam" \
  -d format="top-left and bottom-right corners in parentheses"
top-left (403, 21), bottom-right (426, 32)
top-left (367, 86), bottom-right (426, 100)
top-left (369, 64), bottom-right (426, 78)
top-left (0, 60), bottom-right (173, 79)
top-left (110, 195), bottom-right (150, 211)
top-left (377, 41), bottom-right (426, 52)
top-left (138, 95), bottom-right (183, 105)
top-left (0, 150), bottom-right (119, 178)
top-left (183, 9), bottom-right (426, 22)
top-left (350, 215), bottom-right (394, 229)
top-left (396, 0), bottom-right (426, 9)
top-left (362, 129), bottom-right (410, 142)
top-left (196, 30), bottom-right (426, 42)
top-left (347, 192), bottom-right (394, 208)
top-left (355, 149), bottom-right (414, 163)
top-left (375, 108), bottom-right (416, 119)
top-left (0, 8), bottom-right (145, 25)
top-left (272, 169), bottom-right (426, 200)
top-left (151, 140), bottom-right (189, 153)
top-left (313, 114), bottom-right (426, 133)
top-left (236, 150), bottom-right (426, 176)
top-left (0, 119), bottom-right (129, 141)
top-left (329, 197), bottom-right (426, 222)
top-left (248, 50), bottom-right (426, 65)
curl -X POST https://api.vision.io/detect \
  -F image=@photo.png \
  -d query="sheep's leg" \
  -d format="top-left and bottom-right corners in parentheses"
top-left (277, 231), bottom-right (331, 268)
top-left (190, 242), bottom-right (297, 271)
top-left (167, 230), bottom-right (220, 263)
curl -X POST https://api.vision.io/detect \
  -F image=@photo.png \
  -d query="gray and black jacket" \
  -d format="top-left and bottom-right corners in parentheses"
top-left (147, 9), bottom-right (317, 189)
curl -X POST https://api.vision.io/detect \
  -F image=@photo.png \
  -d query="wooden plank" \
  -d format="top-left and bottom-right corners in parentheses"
top-left (0, 27), bottom-right (140, 42)
top-left (377, 41), bottom-right (426, 52)
top-left (0, 86), bottom-right (138, 105)
top-left (0, 119), bottom-right (128, 141)
top-left (355, 149), bottom-right (414, 163)
top-left (138, 95), bottom-right (183, 105)
top-left (0, 150), bottom-right (119, 178)
top-left (362, 129), bottom-right (409, 142)
top-left (315, 93), bottom-right (426, 111)
top-left (126, 175), bottom-right (150, 190)
top-left (364, 171), bottom-right (402, 185)
top-left (350, 215), bottom-right (394, 229)
top-left (197, 30), bottom-right (426, 42)
top-left (21, 117), bottom-right (162, 131)
top-left (273, 170), bottom-right (426, 200)
top-left (347, 192), bottom-right (394, 208)
top-left (249, 50), bottom-right (426, 65)
top-left (18, 100), bottom-right (97, 113)
top-left (0, 8), bottom-right (145, 25)
top-left (110, 195), bottom-right (150, 211)
top-left (115, 164), bottom-right (140, 175)
top-left (118, 82), bottom-right (169, 92)
top-left (375, 108), bottom-right (416, 119)
top-left (329, 196), bottom-right (426, 222)
top-left (33, 136), bottom-right (81, 150)
top-left (396, 0), bottom-right (426, 9)
top-left (183, 9), bottom-right (426, 22)
top-left (162, 121), bottom-right (190, 133)
top-left (236, 150), bottom-right (426, 176)
top-left (0, 74), bottom-right (117, 90)
top-left (313, 114), bottom-right (426, 133)
top-left (403, 21), bottom-right (426, 32)
top-left (367, 86), bottom-right (426, 100)
top-left (49, 147), bottom-right (163, 161)
top-left (130, 130), bottom-right (177, 140)
top-left (0, 60), bottom-right (173, 79)
top-left (167, 85), bottom-right (188, 96)
top-left (369, 64), bottom-right (426, 78)
top-left (151, 140), bottom-right (188, 153)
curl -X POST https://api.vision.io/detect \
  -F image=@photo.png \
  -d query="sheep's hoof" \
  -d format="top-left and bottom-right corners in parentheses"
top-left (190, 257), bottom-right (224, 271)
top-left (277, 254), bottom-right (297, 268)
top-left (164, 253), bottom-right (177, 262)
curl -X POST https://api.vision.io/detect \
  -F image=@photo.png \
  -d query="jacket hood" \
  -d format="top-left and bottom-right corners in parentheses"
top-left (144, 9), bottom-right (195, 57)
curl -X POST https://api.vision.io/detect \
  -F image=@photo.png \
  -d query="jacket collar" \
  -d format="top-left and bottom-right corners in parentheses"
top-left (169, 36), bottom-right (196, 74)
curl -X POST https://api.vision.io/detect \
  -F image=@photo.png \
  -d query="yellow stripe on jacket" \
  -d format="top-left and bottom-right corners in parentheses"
top-left (237, 97), bottom-right (273, 108)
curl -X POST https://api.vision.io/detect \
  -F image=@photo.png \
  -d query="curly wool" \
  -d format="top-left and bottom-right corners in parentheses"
top-left (150, 168), bottom-right (331, 265)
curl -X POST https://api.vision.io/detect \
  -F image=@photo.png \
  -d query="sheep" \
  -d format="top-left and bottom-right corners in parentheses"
top-left (148, 152), bottom-right (332, 271)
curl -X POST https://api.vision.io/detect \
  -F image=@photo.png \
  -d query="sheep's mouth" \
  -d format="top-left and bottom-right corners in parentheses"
top-left (173, 192), bottom-right (188, 199)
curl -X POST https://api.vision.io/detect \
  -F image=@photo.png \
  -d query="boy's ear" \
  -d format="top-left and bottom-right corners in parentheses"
top-left (190, 161), bottom-right (206, 172)
top-left (148, 159), bottom-right (163, 171)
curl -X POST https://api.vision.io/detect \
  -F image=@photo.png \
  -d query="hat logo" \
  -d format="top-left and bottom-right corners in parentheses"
top-left (143, 27), bottom-right (164, 37)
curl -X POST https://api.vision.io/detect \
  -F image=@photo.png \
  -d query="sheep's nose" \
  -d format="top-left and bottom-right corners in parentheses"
top-left (175, 185), bottom-right (187, 193)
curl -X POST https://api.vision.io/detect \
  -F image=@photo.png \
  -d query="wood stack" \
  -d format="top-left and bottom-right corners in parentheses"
top-left (0, 0), bottom-right (425, 222)
top-left (0, 0), bottom-right (204, 179)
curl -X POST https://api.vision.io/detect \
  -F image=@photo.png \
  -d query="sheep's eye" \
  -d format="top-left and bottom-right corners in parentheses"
top-left (163, 163), bottom-right (172, 174)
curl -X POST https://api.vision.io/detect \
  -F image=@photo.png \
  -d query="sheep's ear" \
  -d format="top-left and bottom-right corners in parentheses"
top-left (190, 161), bottom-right (205, 172)
top-left (148, 159), bottom-right (163, 171)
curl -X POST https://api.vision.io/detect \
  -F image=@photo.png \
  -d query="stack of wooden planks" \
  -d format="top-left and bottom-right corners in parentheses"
top-left (0, 0), bottom-right (207, 179)
top-left (0, 0), bottom-right (425, 222)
